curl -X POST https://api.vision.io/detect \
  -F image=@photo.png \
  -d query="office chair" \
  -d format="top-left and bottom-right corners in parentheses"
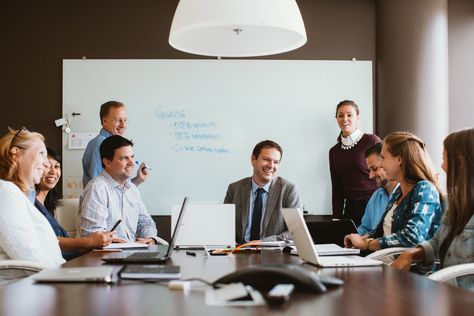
top-left (0, 260), bottom-right (48, 286)
top-left (365, 247), bottom-right (411, 264)
top-left (55, 198), bottom-right (79, 237)
top-left (427, 263), bottom-right (474, 283)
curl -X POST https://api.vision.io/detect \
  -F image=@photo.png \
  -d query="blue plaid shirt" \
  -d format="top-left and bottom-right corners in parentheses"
top-left (368, 180), bottom-right (443, 248)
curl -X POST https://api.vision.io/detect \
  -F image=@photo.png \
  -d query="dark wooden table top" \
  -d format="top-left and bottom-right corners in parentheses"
top-left (0, 247), bottom-right (472, 316)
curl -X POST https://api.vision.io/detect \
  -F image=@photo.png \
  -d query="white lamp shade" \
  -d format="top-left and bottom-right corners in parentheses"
top-left (169, 0), bottom-right (307, 57)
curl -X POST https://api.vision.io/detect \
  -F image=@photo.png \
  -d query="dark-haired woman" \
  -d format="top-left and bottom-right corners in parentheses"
top-left (329, 100), bottom-right (381, 226)
top-left (35, 148), bottom-right (114, 260)
top-left (392, 128), bottom-right (474, 290)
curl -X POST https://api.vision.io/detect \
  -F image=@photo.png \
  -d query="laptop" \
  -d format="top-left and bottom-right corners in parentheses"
top-left (32, 267), bottom-right (113, 283)
top-left (305, 219), bottom-right (358, 247)
top-left (171, 203), bottom-right (235, 248)
top-left (102, 197), bottom-right (188, 264)
top-left (281, 208), bottom-right (383, 267)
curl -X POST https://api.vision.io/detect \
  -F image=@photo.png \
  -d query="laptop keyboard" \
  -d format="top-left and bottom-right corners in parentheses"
top-left (126, 252), bottom-right (162, 259)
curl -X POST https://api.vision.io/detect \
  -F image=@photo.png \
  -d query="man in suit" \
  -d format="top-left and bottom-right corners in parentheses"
top-left (224, 140), bottom-right (300, 244)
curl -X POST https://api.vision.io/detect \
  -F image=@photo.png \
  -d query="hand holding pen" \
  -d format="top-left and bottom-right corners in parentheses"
top-left (110, 219), bottom-right (122, 232)
top-left (109, 219), bottom-right (127, 244)
top-left (133, 160), bottom-right (151, 186)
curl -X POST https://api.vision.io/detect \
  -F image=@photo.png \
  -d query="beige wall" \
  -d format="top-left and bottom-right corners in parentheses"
top-left (448, 0), bottom-right (474, 131)
top-left (375, 0), bottom-right (449, 168)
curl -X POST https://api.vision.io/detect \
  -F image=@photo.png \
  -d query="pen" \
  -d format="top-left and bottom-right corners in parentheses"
top-left (135, 160), bottom-right (152, 171)
top-left (110, 219), bottom-right (122, 232)
top-left (186, 251), bottom-right (196, 257)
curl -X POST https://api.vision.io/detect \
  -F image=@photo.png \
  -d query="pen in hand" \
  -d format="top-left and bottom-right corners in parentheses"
top-left (110, 219), bottom-right (122, 232)
top-left (135, 160), bottom-right (152, 171)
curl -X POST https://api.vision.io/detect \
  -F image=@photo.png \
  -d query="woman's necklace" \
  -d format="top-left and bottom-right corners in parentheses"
top-left (340, 129), bottom-right (363, 150)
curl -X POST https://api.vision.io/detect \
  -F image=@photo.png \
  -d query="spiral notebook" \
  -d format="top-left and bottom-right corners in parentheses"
top-left (290, 243), bottom-right (360, 256)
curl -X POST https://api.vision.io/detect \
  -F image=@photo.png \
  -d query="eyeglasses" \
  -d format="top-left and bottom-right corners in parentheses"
top-left (10, 126), bottom-right (27, 149)
top-left (112, 118), bottom-right (128, 124)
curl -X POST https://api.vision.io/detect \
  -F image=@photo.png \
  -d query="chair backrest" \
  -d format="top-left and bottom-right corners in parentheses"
top-left (0, 260), bottom-right (47, 287)
top-left (365, 247), bottom-right (411, 264)
top-left (55, 198), bottom-right (79, 237)
top-left (428, 263), bottom-right (474, 283)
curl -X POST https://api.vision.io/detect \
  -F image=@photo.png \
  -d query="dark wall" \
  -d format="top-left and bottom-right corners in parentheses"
top-left (0, 0), bottom-right (375, 152)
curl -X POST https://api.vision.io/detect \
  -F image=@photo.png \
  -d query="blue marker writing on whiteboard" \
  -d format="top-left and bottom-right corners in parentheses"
top-left (135, 160), bottom-right (152, 171)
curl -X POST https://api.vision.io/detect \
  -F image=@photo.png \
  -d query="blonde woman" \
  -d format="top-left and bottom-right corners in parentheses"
top-left (0, 128), bottom-right (64, 267)
top-left (345, 131), bottom-right (443, 251)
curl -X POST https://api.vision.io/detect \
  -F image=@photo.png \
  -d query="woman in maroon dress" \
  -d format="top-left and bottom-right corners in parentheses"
top-left (329, 100), bottom-right (381, 226)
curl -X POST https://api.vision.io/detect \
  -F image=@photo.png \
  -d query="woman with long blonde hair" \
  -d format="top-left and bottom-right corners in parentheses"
top-left (0, 128), bottom-right (64, 267)
top-left (345, 131), bottom-right (443, 251)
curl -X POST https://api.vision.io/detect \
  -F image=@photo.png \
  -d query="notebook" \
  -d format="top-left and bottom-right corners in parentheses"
top-left (305, 219), bottom-right (358, 247)
top-left (101, 197), bottom-right (188, 264)
top-left (282, 208), bottom-right (383, 267)
top-left (290, 243), bottom-right (360, 256)
top-left (32, 267), bottom-right (113, 283)
top-left (171, 203), bottom-right (235, 248)
top-left (118, 265), bottom-right (181, 280)
top-left (103, 242), bottom-right (149, 250)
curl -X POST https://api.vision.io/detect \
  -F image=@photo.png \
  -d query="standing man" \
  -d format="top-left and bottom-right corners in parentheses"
top-left (358, 143), bottom-right (399, 235)
top-left (77, 135), bottom-right (158, 245)
top-left (224, 140), bottom-right (300, 244)
top-left (82, 101), bottom-right (148, 188)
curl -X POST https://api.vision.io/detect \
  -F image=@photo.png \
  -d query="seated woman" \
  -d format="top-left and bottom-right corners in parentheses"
top-left (0, 128), bottom-right (65, 267)
top-left (344, 131), bottom-right (443, 251)
top-left (35, 148), bottom-right (114, 260)
top-left (392, 128), bottom-right (474, 290)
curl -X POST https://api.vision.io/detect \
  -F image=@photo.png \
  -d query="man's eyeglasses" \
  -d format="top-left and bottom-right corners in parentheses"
top-left (10, 126), bottom-right (27, 149)
top-left (112, 118), bottom-right (128, 124)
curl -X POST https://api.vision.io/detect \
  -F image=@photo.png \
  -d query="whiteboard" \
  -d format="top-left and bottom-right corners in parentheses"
top-left (62, 59), bottom-right (373, 215)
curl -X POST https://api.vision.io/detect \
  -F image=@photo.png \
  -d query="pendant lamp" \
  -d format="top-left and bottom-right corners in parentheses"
top-left (169, 0), bottom-right (307, 57)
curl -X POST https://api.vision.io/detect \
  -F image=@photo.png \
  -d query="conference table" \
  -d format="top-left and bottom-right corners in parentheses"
top-left (0, 247), bottom-right (472, 316)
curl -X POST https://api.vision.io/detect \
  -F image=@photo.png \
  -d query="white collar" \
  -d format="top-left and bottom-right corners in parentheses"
top-left (340, 129), bottom-right (363, 150)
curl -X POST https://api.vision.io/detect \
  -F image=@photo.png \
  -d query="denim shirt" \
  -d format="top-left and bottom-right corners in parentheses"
top-left (82, 128), bottom-right (112, 188)
top-left (419, 212), bottom-right (474, 291)
top-left (369, 180), bottom-right (443, 248)
top-left (358, 186), bottom-right (397, 235)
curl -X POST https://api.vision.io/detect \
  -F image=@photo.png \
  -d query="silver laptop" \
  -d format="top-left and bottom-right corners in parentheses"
top-left (171, 203), bottom-right (235, 248)
top-left (282, 208), bottom-right (383, 267)
top-left (102, 197), bottom-right (188, 264)
top-left (32, 267), bottom-right (113, 283)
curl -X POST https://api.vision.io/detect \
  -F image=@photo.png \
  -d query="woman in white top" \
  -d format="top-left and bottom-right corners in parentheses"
top-left (0, 127), bottom-right (65, 267)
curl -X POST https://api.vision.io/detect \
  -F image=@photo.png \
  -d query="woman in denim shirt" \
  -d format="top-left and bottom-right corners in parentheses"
top-left (393, 128), bottom-right (474, 290)
top-left (344, 131), bottom-right (443, 251)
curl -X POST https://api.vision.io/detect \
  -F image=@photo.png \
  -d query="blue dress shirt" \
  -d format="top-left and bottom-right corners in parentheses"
top-left (357, 186), bottom-right (396, 235)
top-left (82, 128), bottom-right (112, 188)
top-left (243, 179), bottom-right (271, 242)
